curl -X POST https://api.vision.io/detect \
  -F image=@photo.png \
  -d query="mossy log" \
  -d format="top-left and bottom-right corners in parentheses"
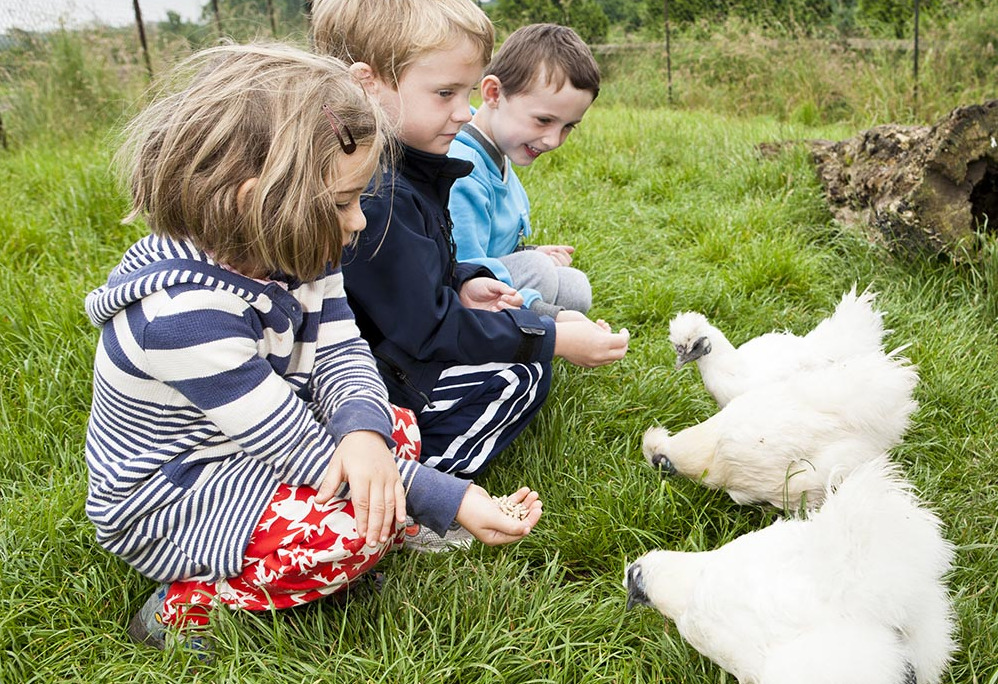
top-left (806, 100), bottom-right (998, 260)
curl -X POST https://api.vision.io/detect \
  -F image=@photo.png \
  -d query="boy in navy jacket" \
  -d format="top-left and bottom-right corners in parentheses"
top-left (312, 0), bottom-right (628, 549)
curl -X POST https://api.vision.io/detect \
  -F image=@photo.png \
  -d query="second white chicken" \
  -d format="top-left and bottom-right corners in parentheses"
top-left (642, 348), bottom-right (918, 509)
top-left (624, 457), bottom-right (955, 684)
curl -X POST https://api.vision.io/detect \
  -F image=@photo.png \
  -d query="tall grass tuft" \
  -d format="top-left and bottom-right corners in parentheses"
top-left (1, 27), bottom-right (148, 147)
top-left (597, 3), bottom-right (998, 127)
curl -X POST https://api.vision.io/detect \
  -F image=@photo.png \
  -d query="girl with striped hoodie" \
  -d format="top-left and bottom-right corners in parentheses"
top-left (83, 43), bottom-right (541, 650)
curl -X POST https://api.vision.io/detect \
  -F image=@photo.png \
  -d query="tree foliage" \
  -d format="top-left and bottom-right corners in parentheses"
top-left (493, 0), bottom-right (611, 43)
top-left (494, 0), bottom-right (958, 41)
top-left (152, 0), bottom-right (970, 48)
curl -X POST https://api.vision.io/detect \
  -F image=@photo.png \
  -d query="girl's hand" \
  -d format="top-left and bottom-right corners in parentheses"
top-left (316, 430), bottom-right (406, 547)
top-left (460, 277), bottom-right (524, 311)
top-left (535, 244), bottom-right (575, 267)
top-left (455, 485), bottom-right (542, 546)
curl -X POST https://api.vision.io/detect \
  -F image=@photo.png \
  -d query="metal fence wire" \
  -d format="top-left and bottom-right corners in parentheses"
top-left (0, 0), bottom-right (925, 79)
top-left (0, 0), bottom-right (313, 76)
top-left (0, 0), bottom-right (316, 148)
top-left (0, 0), bottom-right (944, 151)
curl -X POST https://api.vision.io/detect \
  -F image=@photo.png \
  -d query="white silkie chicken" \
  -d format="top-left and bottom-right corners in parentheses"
top-left (624, 457), bottom-right (956, 684)
top-left (642, 348), bottom-right (918, 509)
top-left (669, 287), bottom-right (886, 408)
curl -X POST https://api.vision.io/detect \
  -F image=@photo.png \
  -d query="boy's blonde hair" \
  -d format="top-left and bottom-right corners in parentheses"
top-left (311, 0), bottom-right (494, 85)
top-left (118, 43), bottom-right (387, 281)
top-left (487, 24), bottom-right (600, 100)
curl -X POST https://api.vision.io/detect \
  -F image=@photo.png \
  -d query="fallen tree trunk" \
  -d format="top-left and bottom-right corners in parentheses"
top-left (804, 100), bottom-right (998, 260)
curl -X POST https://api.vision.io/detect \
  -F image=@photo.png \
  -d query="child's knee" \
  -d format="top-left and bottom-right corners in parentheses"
top-left (555, 267), bottom-right (592, 313)
top-left (390, 404), bottom-right (421, 461)
top-left (521, 250), bottom-right (560, 300)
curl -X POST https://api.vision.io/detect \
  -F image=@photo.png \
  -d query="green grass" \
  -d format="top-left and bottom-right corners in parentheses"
top-left (2, 105), bottom-right (997, 683)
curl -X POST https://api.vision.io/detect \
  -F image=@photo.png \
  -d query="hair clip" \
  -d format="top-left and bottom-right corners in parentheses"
top-left (322, 103), bottom-right (357, 154)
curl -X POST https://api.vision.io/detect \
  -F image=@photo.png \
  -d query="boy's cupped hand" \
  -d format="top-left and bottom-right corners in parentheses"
top-left (535, 244), bottom-right (575, 267)
top-left (459, 277), bottom-right (524, 311)
top-left (316, 430), bottom-right (406, 547)
top-left (456, 485), bottom-right (542, 546)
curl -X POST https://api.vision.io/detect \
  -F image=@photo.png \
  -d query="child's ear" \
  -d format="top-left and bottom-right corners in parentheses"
top-left (236, 177), bottom-right (258, 215)
top-left (480, 75), bottom-right (503, 108)
top-left (349, 62), bottom-right (382, 96)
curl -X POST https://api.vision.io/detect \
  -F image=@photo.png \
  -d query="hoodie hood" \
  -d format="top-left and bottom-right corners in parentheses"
top-left (85, 235), bottom-right (280, 327)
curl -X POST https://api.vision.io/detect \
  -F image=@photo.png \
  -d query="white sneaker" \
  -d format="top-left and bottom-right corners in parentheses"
top-left (403, 517), bottom-right (473, 553)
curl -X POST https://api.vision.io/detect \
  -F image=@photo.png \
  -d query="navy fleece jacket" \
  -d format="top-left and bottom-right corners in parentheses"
top-left (342, 144), bottom-right (556, 410)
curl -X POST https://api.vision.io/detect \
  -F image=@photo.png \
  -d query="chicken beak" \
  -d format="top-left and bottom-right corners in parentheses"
top-left (626, 560), bottom-right (672, 634)
top-left (624, 563), bottom-right (651, 610)
top-left (651, 453), bottom-right (677, 475)
top-left (674, 347), bottom-right (698, 369)
top-left (675, 336), bottom-right (711, 369)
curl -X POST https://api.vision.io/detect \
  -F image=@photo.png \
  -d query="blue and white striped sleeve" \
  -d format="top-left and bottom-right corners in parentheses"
top-left (308, 269), bottom-right (394, 445)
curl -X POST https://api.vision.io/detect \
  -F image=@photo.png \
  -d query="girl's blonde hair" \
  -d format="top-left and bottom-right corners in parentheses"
top-left (311, 0), bottom-right (494, 85)
top-left (118, 43), bottom-right (388, 281)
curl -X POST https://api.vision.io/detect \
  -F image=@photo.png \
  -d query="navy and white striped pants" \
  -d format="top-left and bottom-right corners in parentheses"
top-left (417, 361), bottom-right (551, 478)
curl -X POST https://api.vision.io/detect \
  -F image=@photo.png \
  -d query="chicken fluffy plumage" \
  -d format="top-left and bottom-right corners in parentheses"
top-left (624, 457), bottom-right (956, 684)
top-left (643, 348), bottom-right (918, 508)
top-left (669, 287), bottom-right (887, 408)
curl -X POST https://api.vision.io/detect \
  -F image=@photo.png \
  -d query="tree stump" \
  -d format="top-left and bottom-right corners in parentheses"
top-left (806, 100), bottom-right (998, 260)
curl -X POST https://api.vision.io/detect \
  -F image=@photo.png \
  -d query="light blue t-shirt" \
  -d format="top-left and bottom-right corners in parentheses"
top-left (448, 125), bottom-right (543, 309)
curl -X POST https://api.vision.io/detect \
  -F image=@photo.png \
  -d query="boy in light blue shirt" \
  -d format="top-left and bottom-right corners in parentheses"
top-left (449, 24), bottom-right (600, 320)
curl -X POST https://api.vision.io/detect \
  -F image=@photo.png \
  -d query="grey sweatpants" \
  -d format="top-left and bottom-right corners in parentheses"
top-left (499, 250), bottom-right (592, 314)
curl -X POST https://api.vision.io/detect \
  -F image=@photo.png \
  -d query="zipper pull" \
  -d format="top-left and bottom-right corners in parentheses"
top-left (395, 368), bottom-right (435, 410)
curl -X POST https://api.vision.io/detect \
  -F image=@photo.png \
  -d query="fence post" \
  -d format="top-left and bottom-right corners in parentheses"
top-left (266, 0), bottom-right (278, 36)
top-left (664, 0), bottom-right (673, 105)
top-left (210, 0), bottom-right (224, 36)
top-left (0, 111), bottom-right (7, 151)
top-left (132, 0), bottom-right (154, 80)
top-left (913, 0), bottom-right (920, 109)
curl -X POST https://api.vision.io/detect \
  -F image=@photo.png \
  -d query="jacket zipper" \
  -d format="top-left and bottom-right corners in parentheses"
top-left (376, 352), bottom-right (435, 409)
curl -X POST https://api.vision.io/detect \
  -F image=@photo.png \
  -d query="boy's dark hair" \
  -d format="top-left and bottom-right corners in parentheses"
top-left (486, 24), bottom-right (600, 101)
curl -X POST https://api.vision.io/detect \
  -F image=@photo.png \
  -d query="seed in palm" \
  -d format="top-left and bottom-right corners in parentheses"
top-left (492, 495), bottom-right (529, 520)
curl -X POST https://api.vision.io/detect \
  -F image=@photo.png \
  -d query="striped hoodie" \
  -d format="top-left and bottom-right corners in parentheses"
top-left (84, 235), bottom-right (469, 583)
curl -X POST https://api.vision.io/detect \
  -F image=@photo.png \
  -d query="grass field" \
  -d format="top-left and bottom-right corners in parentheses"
top-left (2, 103), bottom-right (996, 682)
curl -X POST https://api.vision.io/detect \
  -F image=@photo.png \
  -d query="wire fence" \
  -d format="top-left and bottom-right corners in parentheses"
top-left (0, 0), bottom-right (312, 35)
top-left (0, 0), bottom-right (316, 148)
top-left (0, 0), bottom-right (994, 150)
top-left (0, 0), bottom-right (927, 82)
top-left (0, 0), bottom-right (315, 80)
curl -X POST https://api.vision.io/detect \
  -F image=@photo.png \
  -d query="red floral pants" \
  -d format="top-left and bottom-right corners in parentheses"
top-left (162, 406), bottom-right (420, 627)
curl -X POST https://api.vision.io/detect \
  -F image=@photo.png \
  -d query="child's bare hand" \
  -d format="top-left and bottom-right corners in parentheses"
top-left (460, 277), bottom-right (524, 311)
top-left (555, 310), bottom-right (613, 333)
top-left (555, 309), bottom-right (588, 323)
top-left (455, 485), bottom-right (542, 545)
top-left (535, 244), bottom-right (575, 267)
top-left (316, 430), bottom-right (406, 547)
top-left (554, 319), bottom-right (629, 367)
